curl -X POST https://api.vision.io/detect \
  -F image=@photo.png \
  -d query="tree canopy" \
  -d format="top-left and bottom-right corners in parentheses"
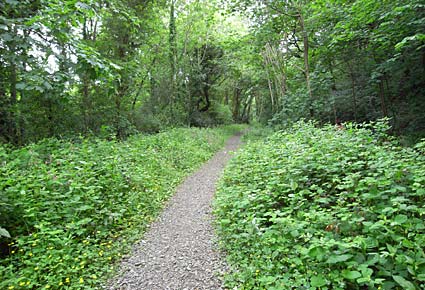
top-left (1, 0), bottom-right (424, 144)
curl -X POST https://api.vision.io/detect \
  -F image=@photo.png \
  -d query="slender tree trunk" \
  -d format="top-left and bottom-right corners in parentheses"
top-left (263, 51), bottom-right (275, 114)
top-left (298, 10), bottom-right (313, 118)
top-left (246, 99), bottom-right (252, 123)
top-left (378, 79), bottom-right (388, 117)
top-left (267, 77), bottom-right (275, 112)
top-left (9, 62), bottom-right (17, 141)
top-left (115, 91), bottom-right (123, 139)
top-left (169, 0), bottom-right (177, 118)
top-left (233, 86), bottom-right (241, 121)
top-left (81, 75), bottom-right (90, 132)
top-left (81, 19), bottom-right (91, 133)
top-left (200, 75), bottom-right (211, 112)
top-left (348, 61), bottom-right (358, 122)
top-left (8, 25), bottom-right (19, 144)
top-left (47, 99), bottom-right (54, 136)
top-left (329, 65), bottom-right (338, 123)
top-left (255, 94), bottom-right (262, 121)
top-left (241, 94), bottom-right (254, 122)
top-left (264, 42), bottom-right (287, 114)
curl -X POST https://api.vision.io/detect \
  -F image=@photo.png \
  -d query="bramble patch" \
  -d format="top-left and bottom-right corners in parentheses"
top-left (214, 120), bottom-right (425, 289)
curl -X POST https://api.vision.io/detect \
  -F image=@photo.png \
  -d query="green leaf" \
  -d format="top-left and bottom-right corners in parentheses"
top-left (308, 246), bottom-right (325, 259)
top-left (393, 275), bottom-right (415, 290)
top-left (342, 270), bottom-right (361, 280)
top-left (311, 275), bottom-right (327, 287)
top-left (16, 83), bottom-right (27, 90)
top-left (5, 0), bottom-right (19, 5)
top-left (0, 227), bottom-right (11, 238)
top-left (326, 254), bottom-right (353, 264)
top-left (393, 214), bottom-right (408, 224)
top-left (77, 218), bottom-right (93, 225)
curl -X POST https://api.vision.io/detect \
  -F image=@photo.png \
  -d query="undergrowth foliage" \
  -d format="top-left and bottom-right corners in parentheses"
top-left (214, 121), bottom-right (425, 290)
top-left (0, 125), bottom-right (243, 289)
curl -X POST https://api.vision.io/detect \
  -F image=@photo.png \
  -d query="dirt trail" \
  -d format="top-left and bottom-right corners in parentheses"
top-left (109, 135), bottom-right (242, 290)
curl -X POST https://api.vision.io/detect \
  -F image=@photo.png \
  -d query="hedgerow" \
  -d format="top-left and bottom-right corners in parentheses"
top-left (214, 120), bottom-right (425, 289)
top-left (0, 125), bottom-right (243, 289)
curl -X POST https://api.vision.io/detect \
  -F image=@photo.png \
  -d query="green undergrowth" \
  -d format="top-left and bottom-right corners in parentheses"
top-left (214, 120), bottom-right (425, 289)
top-left (242, 123), bottom-right (274, 143)
top-left (0, 124), bottom-right (244, 289)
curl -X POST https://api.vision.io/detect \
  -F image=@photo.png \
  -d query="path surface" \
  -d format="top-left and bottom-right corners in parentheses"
top-left (109, 134), bottom-right (242, 290)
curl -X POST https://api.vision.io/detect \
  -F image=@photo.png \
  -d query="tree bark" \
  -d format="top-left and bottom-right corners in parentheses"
top-left (233, 86), bottom-right (241, 121)
top-left (8, 25), bottom-right (19, 144)
top-left (297, 9), bottom-right (313, 118)
top-left (378, 79), bottom-right (388, 117)
top-left (347, 61), bottom-right (358, 122)
top-left (169, 0), bottom-right (177, 117)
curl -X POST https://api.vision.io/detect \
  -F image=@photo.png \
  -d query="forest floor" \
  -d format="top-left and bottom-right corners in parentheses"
top-left (108, 134), bottom-right (242, 290)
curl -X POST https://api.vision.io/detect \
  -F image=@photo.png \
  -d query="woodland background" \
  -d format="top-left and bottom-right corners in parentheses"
top-left (1, 0), bottom-right (424, 145)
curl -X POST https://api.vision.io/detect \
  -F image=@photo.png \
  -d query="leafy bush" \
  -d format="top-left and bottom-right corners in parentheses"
top-left (214, 120), bottom-right (425, 289)
top-left (242, 123), bottom-right (274, 143)
top-left (132, 106), bottom-right (169, 134)
top-left (189, 102), bottom-right (234, 127)
top-left (0, 125), bottom-right (243, 289)
top-left (211, 102), bottom-right (233, 125)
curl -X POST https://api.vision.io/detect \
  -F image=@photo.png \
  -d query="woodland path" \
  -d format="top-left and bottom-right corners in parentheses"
top-left (109, 134), bottom-right (242, 290)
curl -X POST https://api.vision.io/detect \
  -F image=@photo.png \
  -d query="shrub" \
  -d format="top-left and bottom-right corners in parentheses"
top-left (0, 125), bottom-right (243, 289)
top-left (211, 102), bottom-right (233, 125)
top-left (214, 120), bottom-right (425, 289)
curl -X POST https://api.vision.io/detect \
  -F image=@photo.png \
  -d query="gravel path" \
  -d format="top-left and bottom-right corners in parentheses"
top-left (109, 134), bottom-right (242, 290)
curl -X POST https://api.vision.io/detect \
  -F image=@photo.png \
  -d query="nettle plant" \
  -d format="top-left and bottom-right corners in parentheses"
top-left (214, 120), bottom-right (425, 290)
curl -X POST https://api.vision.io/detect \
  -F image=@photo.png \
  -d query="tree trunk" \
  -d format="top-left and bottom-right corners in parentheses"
top-left (115, 92), bottom-right (123, 139)
top-left (224, 88), bottom-right (229, 105)
top-left (81, 18), bottom-right (92, 133)
top-left (298, 10), bottom-right (313, 118)
top-left (233, 86), bottom-right (241, 121)
top-left (169, 0), bottom-right (177, 117)
top-left (241, 94), bottom-right (254, 123)
top-left (267, 77), bottom-right (275, 112)
top-left (348, 61), bottom-right (358, 122)
top-left (200, 77), bottom-right (210, 112)
top-left (8, 25), bottom-right (19, 144)
top-left (81, 75), bottom-right (91, 132)
top-left (378, 79), bottom-right (388, 117)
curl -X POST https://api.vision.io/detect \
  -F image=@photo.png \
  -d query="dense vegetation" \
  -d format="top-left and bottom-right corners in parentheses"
top-left (0, 0), bottom-right (249, 145)
top-left (1, 0), bottom-right (424, 288)
top-left (0, 125), bottom-right (243, 289)
top-left (1, 0), bottom-right (424, 145)
top-left (215, 121), bottom-right (425, 289)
